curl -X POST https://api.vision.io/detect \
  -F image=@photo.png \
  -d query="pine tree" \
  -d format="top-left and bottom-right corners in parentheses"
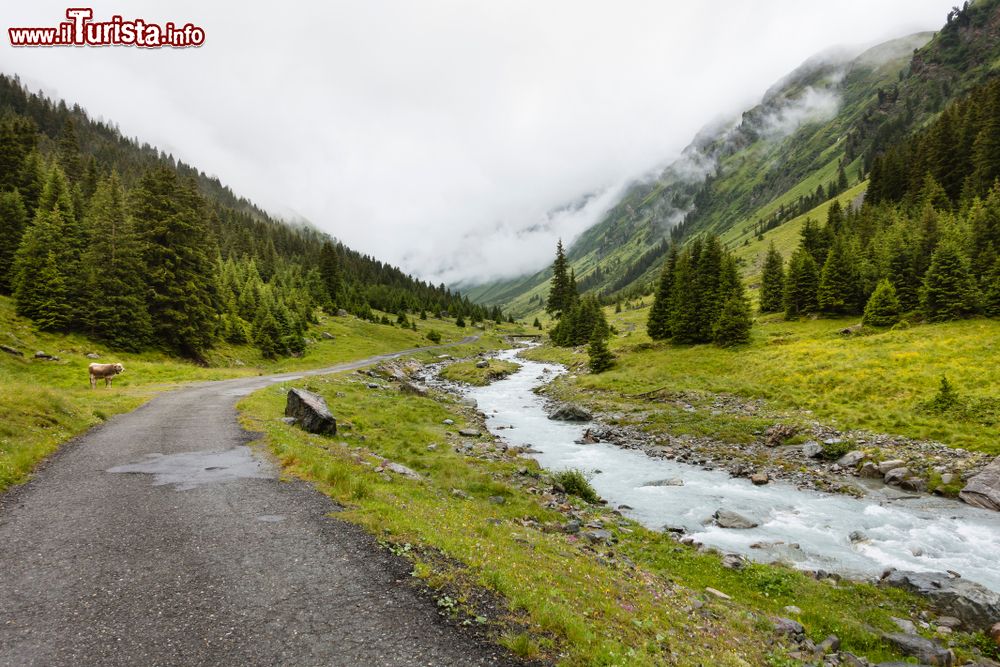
top-left (79, 173), bottom-right (152, 349)
top-left (455, 315), bottom-right (466, 327)
top-left (818, 237), bottom-right (861, 314)
top-left (921, 242), bottom-right (980, 321)
top-left (0, 190), bottom-right (28, 293)
top-left (646, 247), bottom-right (677, 340)
top-left (784, 249), bottom-right (820, 319)
top-left (669, 244), bottom-right (701, 343)
top-left (253, 308), bottom-right (283, 359)
top-left (318, 241), bottom-right (341, 310)
top-left (546, 239), bottom-right (572, 316)
top-left (713, 291), bottom-right (753, 346)
top-left (693, 235), bottom-right (724, 339)
top-left (587, 311), bottom-right (614, 373)
top-left (132, 167), bottom-right (219, 356)
top-left (862, 279), bottom-right (902, 327)
top-left (11, 196), bottom-right (74, 327)
top-left (533, 317), bottom-right (541, 329)
top-left (981, 256), bottom-right (1000, 317)
top-left (759, 243), bottom-right (785, 313)
top-left (30, 251), bottom-right (71, 331)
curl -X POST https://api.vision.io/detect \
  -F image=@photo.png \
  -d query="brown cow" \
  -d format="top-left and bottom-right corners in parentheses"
top-left (88, 362), bottom-right (125, 389)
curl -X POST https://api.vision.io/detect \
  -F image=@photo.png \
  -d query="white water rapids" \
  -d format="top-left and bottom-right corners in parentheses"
top-left (465, 348), bottom-right (1000, 592)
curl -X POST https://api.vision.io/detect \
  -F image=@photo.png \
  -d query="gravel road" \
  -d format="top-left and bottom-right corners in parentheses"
top-left (0, 338), bottom-right (519, 666)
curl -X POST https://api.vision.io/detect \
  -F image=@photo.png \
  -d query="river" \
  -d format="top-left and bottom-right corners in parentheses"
top-left (464, 348), bottom-right (1000, 593)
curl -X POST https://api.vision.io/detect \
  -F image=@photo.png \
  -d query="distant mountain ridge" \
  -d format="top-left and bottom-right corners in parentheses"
top-left (469, 0), bottom-right (1000, 317)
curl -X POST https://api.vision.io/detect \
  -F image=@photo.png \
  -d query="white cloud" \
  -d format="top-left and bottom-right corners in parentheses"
top-left (0, 0), bottom-right (956, 286)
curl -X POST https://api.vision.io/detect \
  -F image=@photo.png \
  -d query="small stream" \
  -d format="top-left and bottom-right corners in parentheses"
top-left (465, 348), bottom-right (1000, 592)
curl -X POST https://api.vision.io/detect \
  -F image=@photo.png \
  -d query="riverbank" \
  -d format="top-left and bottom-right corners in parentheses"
top-left (239, 348), bottom-right (1000, 666)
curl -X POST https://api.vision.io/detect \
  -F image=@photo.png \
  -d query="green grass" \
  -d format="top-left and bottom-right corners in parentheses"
top-left (439, 358), bottom-right (521, 386)
top-left (238, 362), bottom-right (945, 666)
top-left (525, 305), bottom-right (1000, 454)
top-left (0, 294), bottom-right (519, 493)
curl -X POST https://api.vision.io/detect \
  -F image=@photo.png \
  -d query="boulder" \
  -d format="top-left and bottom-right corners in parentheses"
top-left (884, 467), bottom-right (910, 485)
top-left (575, 428), bottom-right (599, 444)
top-left (284, 388), bottom-right (337, 436)
top-left (883, 632), bottom-right (954, 666)
top-left (383, 461), bottom-right (421, 480)
top-left (882, 570), bottom-right (1000, 631)
top-left (859, 461), bottom-right (882, 478)
top-left (764, 424), bottom-right (797, 446)
top-left (458, 428), bottom-right (480, 437)
top-left (840, 323), bottom-right (863, 335)
top-left (959, 456), bottom-right (1000, 512)
top-left (475, 360), bottom-right (489, 369)
top-left (714, 509), bottom-right (758, 529)
top-left (321, 331), bottom-right (335, 340)
top-left (548, 404), bottom-right (592, 422)
top-left (582, 529), bottom-right (613, 544)
top-left (750, 472), bottom-right (769, 485)
top-left (801, 441), bottom-right (823, 458)
top-left (837, 450), bottom-right (866, 468)
top-left (34, 351), bottom-right (59, 361)
top-left (772, 617), bottom-right (805, 637)
top-left (879, 459), bottom-right (907, 474)
top-left (0, 344), bottom-right (23, 357)
top-left (991, 621), bottom-right (1000, 647)
top-left (85, 352), bottom-right (100, 359)
top-left (336, 309), bottom-right (348, 317)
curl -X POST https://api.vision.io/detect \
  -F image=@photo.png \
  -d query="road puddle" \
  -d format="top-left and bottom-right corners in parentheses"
top-left (107, 447), bottom-right (275, 490)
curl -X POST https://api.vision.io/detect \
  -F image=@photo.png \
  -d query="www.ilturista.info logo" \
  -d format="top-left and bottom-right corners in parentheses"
top-left (8, 8), bottom-right (205, 48)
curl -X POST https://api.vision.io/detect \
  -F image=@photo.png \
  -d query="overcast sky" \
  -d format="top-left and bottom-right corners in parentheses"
top-left (2, 1), bottom-right (956, 286)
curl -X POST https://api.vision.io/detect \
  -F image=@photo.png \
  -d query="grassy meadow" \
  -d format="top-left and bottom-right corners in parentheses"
top-left (0, 294), bottom-right (516, 493)
top-left (523, 304), bottom-right (1000, 455)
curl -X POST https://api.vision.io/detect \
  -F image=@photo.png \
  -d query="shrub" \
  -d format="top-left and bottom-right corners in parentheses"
top-left (426, 329), bottom-right (442, 344)
top-left (553, 469), bottom-right (600, 504)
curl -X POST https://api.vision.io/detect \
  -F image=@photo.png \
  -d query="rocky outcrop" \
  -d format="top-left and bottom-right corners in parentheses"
top-left (883, 632), bottom-right (954, 666)
top-left (959, 457), bottom-right (1000, 512)
top-left (0, 344), bottom-right (23, 357)
top-left (548, 404), bottom-right (592, 422)
top-left (284, 388), bottom-right (337, 435)
top-left (882, 570), bottom-right (1000, 631)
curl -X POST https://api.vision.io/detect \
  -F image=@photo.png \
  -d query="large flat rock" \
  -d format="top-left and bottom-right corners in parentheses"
top-left (960, 456), bottom-right (1000, 512)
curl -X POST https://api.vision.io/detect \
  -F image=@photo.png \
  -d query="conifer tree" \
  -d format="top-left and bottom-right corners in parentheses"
top-left (533, 317), bottom-right (542, 329)
top-left (253, 308), bottom-right (283, 358)
top-left (818, 237), bottom-right (861, 314)
top-left (11, 174), bottom-right (76, 328)
top-left (546, 239), bottom-right (572, 316)
top-left (132, 167), bottom-right (219, 356)
top-left (646, 247), bottom-right (677, 340)
top-left (921, 242), bottom-right (980, 321)
top-left (862, 279), bottom-right (902, 327)
top-left (669, 243), bottom-right (701, 343)
top-left (455, 315), bottom-right (466, 327)
top-left (587, 310), bottom-right (613, 373)
top-left (713, 291), bottom-right (752, 346)
top-left (784, 249), bottom-right (820, 319)
top-left (318, 241), bottom-right (341, 310)
top-left (30, 251), bottom-right (72, 331)
top-left (0, 190), bottom-right (27, 292)
top-left (759, 243), bottom-right (785, 313)
top-left (80, 173), bottom-right (152, 350)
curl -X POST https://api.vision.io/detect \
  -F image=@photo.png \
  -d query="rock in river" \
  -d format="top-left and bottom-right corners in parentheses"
top-left (548, 404), bottom-right (592, 421)
top-left (882, 570), bottom-right (1000, 631)
top-left (714, 509), bottom-right (758, 529)
top-left (285, 388), bottom-right (337, 435)
top-left (959, 456), bottom-right (1000, 512)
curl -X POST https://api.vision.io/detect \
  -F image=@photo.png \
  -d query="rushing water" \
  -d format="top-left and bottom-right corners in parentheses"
top-left (466, 348), bottom-right (1000, 592)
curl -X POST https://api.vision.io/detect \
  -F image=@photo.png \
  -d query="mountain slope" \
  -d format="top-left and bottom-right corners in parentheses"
top-left (477, 0), bottom-right (1000, 317)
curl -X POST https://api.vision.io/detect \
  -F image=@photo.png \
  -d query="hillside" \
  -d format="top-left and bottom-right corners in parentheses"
top-left (471, 0), bottom-right (1000, 317)
top-left (0, 74), bottom-right (503, 360)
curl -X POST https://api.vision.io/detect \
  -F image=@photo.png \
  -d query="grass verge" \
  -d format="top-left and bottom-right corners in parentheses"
top-left (237, 364), bottom-right (955, 666)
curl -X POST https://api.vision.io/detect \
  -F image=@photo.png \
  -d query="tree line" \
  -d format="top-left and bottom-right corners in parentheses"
top-left (0, 76), bottom-right (499, 358)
